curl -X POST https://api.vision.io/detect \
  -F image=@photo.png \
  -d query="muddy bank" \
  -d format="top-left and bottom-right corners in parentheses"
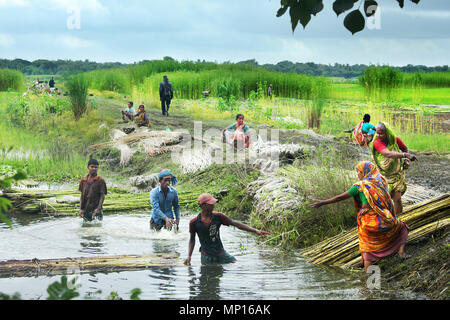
top-left (376, 227), bottom-right (449, 300)
top-left (406, 154), bottom-right (450, 194)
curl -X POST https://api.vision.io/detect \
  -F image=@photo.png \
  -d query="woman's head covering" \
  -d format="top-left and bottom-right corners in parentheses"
top-left (355, 161), bottom-right (388, 191)
top-left (158, 169), bottom-right (178, 186)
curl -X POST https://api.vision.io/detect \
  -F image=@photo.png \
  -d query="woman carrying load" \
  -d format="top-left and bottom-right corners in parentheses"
top-left (370, 122), bottom-right (417, 215)
top-left (353, 114), bottom-right (376, 147)
top-left (310, 161), bottom-right (410, 271)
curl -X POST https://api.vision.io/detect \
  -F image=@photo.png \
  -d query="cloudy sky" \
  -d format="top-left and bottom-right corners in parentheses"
top-left (0, 0), bottom-right (449, 66)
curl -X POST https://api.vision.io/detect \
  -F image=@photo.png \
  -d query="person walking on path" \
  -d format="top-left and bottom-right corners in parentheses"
top-left (78, 158), bottom-right (107, 222)
top-left (184, 193), bottom-right (269, 265)
top-left (267, 84), bottom-right (273, 98)
top-left (150, 169), bottom-right (180, 231)
top-left (370, 122), bottom-right (417, 215)
top-left (310, 161), bottom-right (410, 271)
top-left (159, 75), bottom-right (173, 116)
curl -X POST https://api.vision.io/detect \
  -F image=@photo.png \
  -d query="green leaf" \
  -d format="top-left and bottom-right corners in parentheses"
top-left (310, 0), bottom-right (324, 16)
top-left (364, 0), bottom-right (378, 17)
top-left (333, 0), bottom-right (358, 16)
top-left (289, 3), bottom-right (302, 32)
top-left (130, 288), bottom-right (142, 300)
top-left (46, 276), bottom-right (80, 300)
top-left (277, 6), bottom-right (289, 17)
top-left (344, 9), bottom-right (365, 35)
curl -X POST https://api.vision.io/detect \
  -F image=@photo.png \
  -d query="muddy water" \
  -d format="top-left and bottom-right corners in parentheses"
top-left (0, 212), bottom-right (425, 300)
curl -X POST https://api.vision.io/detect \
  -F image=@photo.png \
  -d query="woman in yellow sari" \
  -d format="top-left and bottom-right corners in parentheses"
top-left (310, 161), bottom-right (410, 271)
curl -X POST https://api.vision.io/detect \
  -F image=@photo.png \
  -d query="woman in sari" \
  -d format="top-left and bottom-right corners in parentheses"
top-left (222, 114), bottom-right (251, 149)
top-left (310, 161), bottom-right (410, 271)
top-left (353, 114), bottom-right (376, 147)
top-left (370, 122), bottom-right (417, 215)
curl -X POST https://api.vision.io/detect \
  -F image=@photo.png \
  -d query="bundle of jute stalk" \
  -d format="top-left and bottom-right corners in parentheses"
top-left (3, 187), bottom-right (201, 216)
top-left (301, 193), bottom-right (450, 268)
top-left (86, 130), bottom-right (184, 154)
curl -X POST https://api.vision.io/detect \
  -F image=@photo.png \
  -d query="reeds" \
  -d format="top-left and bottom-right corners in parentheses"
top-left (66, 74), bottom-right (90, 120)
top-left (0, 68), bottom-right (25, 92)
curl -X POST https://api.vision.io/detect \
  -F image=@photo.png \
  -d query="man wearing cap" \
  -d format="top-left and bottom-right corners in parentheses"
top-left (184, 194), bottom-right (270, 265)
top-left (149, 169), bottom-right (181, 231)
top-left (78, 158), bottom-right (107, 221)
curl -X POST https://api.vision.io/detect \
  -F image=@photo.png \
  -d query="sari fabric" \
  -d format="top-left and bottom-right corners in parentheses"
top-left (353, 161), bottom-right (403, 253)
top-left (352, 121), bottom-right (367, 146)
top-left (369, 124), bottom-right (407, 195)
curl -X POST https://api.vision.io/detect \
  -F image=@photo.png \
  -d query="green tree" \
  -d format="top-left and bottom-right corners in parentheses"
top-left (277, 0), bottom-right (421, 35)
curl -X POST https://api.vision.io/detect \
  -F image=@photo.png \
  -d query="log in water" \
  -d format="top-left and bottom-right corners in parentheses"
top-left (0, 253), bottom-right (181, 278)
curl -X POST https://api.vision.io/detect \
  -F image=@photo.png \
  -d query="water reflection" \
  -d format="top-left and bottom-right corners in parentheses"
top-left (188, 265), bottom-right (224, 300)
top-left (79, 235), bottom-right (105, 254)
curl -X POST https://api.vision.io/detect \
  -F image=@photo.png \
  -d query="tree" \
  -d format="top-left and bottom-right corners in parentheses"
top-left (276, 0), bottom-right (421, 35)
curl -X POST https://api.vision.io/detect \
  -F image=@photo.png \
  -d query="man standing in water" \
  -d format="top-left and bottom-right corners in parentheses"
top-left (184, 194), bottom-right (270, 265)
top-left (159, 75), bottom-right (173, 116)
top-left (150, 169), bottom-right (180, 231)
top-left (78, 158), bottom-right (107, 221)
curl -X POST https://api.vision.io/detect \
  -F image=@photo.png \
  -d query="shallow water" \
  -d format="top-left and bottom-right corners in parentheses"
top-left (0, 212), bottom-right (425, 300)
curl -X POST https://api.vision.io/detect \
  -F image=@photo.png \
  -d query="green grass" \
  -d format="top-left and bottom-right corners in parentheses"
top-left (330, 83), bottom-right (450, 105)
top-left (0, 92), bottom-right (115, 181)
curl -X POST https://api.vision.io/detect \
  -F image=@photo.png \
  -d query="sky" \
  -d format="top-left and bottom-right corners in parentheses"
top-left (0, 0), bottom-right (449, 66)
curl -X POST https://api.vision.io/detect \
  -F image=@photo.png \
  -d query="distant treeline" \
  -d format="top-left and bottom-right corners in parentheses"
top-left (0, 59), bottom-right (127, 76)
top-left (253, 60), bottom-right (449, 79)
top-left (0, 57), bottom-right (448, 79)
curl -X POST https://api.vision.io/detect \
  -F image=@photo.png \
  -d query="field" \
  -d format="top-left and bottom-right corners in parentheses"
top-left (0, 63), bottom-right (449, 185)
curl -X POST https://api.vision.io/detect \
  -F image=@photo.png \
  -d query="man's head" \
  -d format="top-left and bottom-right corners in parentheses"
top-left (198, 193), bottom-right (217, 212)
top-left (128, 101), bottom-right (134, 108)
top-left (158, 169), bottom-right (178, 188)
top-left (88, 158), bottom-right (99, 176)
top-left (363, 114), bottom-right (371, 123)
top-left (163, 75), bottom-right (168, 82)
top-left (236, 114), bottom-right (245, 125)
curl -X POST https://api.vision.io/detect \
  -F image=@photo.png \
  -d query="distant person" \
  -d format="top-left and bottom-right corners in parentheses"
top-left (159, 75), bottom-right (173, 116)
top-left (184, 193), bottom-right (269, 266)
top-left (134, 104), bottom-right (151, 127)
top-left (267, 84), bottom-right (273, 98)
top-left (78, 158), bottom-right (107, 222)
top-left (353, 114), bottom-right (376, 146)
top-left (122, 101), bottom-right (136, 121)
top-left (222, 114), bottom-right (251, 149)
top-left (49, 77), bottom-right (55, 90)
top-left (150, 169), bottom-right (180, 231)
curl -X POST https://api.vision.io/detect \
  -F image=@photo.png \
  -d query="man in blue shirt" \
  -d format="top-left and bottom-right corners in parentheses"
top-left (150, 169), bottom-right (180, 231)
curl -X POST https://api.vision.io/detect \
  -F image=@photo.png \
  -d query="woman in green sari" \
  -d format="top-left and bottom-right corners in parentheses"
top-left (370, 123), bottom-right (417, 215)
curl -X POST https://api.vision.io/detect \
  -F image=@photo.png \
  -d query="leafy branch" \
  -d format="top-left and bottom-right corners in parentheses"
top-left (277, 0), bottom-right (421, 35)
